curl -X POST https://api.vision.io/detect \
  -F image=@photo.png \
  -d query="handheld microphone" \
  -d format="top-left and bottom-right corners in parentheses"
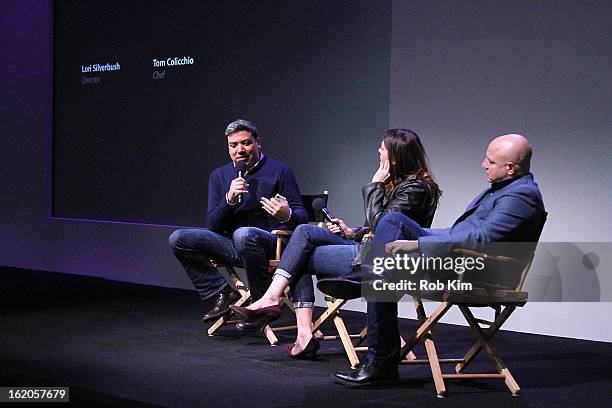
top-left (312, 198), bottom-right (346, 238)
top-left (235, 161), bottom-right (247, 204)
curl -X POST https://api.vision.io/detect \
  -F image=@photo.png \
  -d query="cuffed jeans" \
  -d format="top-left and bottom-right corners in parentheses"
top-left (366, 212), bottom-right (431, 369)
top-left (169, 227), bottom-right (276, 301)
top-left (275, 224), bottom-right (358, 308)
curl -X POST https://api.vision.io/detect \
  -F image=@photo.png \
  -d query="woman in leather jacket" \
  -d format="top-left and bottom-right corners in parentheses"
top-left (232, 129), bottom-right (441, 358)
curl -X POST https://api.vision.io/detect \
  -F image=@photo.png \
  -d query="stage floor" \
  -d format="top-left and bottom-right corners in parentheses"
top-left (1, 267), bottom-right (611, 407)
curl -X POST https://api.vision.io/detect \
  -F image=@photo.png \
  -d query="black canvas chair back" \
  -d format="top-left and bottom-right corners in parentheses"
top-left (301, 193), bottom-right (329, 223)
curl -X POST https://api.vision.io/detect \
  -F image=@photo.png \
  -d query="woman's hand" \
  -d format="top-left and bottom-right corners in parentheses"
top-left (372, 160), bottom-right (390, 183)
top-left (326, 218), bottom-right (355, 239)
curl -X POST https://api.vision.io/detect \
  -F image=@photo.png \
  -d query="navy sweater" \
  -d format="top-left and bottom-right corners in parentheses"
top-left (207, 156), bottom-right (309, 235)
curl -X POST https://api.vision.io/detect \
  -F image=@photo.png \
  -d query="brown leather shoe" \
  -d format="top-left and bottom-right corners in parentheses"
top-left (231, 304), bottom-right (282, 333)
top-left (235, 319), bottom-right (269, 334)
top-left (201, 290), bottom-right (240, 322)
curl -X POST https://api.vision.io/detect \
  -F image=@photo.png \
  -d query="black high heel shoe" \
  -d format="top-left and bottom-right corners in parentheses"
top-left (286, 337), bottom-right (320, 359)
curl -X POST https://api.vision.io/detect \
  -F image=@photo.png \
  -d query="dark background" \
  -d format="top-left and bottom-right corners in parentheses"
top-left (53, 0), bottom-right (391, 226)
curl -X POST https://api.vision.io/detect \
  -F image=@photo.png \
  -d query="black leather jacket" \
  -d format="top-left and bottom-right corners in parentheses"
top-left (353, 176), bottom-right (437, 242)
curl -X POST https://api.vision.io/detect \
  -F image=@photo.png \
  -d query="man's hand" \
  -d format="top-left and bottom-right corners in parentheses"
top-left (227, 177), bottom-right (249, 203)
top-left (260, 197), bottom-right (291, 221)
top-left (327, 218), bottom-right (355, 239)
top-left (385, 240), bottom-right (419, 255)
top-left (372, 160), bottom-right (390, 183)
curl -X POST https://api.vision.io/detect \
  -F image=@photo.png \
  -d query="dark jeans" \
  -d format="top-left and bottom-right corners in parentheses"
top-left (276, 224), bottom-right (357, 308)
top-left (366, 212), bottom-right (430, 369)
top-left (169, 227), bottom-right (276, 301)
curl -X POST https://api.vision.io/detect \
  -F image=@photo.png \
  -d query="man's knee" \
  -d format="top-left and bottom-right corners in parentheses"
top-left (232, 227), bottom-right (267, 253)
top-left (169, 229), bottom-right (188, 253)
top-left (169, 228), bottom-right (214, 253)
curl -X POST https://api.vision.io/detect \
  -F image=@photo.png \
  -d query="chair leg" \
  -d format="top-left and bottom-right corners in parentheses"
top-left (400, 301), bottom-right (452, 358)
top-left (424, 334), bottom-right (446, 397)
top-left (354, 326), bottom-right (368, 347)
top-left (262, 325), bottom-right (279, 346)
top-left (263, 295), bottom-right (296, 346)
top-left (458, 306), bottom-right (520, 395)
top-left (333, 313), bottom-right (361, 368)
top-left (397, 305), bottom-right (416, 362)
top-left (207, 290), bottom-right (252, 336)
top-left (311, 299), bottom-right (365, 367)
top-left (281, 296), bottom-right (295, 312)
top-left (404, 350), bottom-right (417, 361)
top-left (410, 297), bottom-right (447, 397)
top-left (455, 305), bottom-right (515, 373)
top-left (311, 298), bottom-right (345, 333)
top-left (207, 313), bottom-right (230, 336)
top-left (268, 296), bottom-right (299, 334)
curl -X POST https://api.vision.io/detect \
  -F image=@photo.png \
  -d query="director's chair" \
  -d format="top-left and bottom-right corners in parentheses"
top-left (267, 192), bottom-right (386, 365)
top-left (210, 192), bottom-right (331, 346)
top-left (399, 212), bottom-right (547, 397)
top-left (206, 263), bottom-right (281, 345)
top-left (310, 296), bottom-right (368, 368)
top-left (269, 192), bottom-right (381, 365)
top-left (265, 192), bottom-right (329, 344)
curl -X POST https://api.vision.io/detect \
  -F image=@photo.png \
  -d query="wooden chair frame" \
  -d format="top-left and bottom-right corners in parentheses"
top-left (270, 247), bottom-right (369, 366)
top-left (209, 192), bottom-right (330, 346)
top-left (268, 191), bottom-right (374, 364)
top-left (399, 213), bottom-right (547, 397)
top-left (401, 289), bottom-right (527, 397)
top-left (207, 264), bottom-right (280, 345)
top-left (309, 297), bottom-right (413, 368)
top-left (265, 192), bottom-right (332, 344)
top-left (311, 296), bottom-right (368, 368)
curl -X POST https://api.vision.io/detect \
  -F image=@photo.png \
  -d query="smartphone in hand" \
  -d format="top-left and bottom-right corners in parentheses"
top-left (274, 193), bottom-right (287, 203)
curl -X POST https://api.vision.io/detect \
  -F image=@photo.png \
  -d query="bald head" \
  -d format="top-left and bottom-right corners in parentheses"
top-left (482, 134), bottom-right (532, 183)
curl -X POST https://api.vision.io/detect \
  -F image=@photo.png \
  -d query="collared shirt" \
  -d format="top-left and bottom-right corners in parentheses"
top-left (490, 174), bottom-right (524, 192)
top-left (238, 152), bottom-right (265, 176)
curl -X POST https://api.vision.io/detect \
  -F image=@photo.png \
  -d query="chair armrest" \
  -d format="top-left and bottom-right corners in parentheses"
top-left (419, 287), bottom-right (528, 305)
top-left (270, 230), bottom-right (294, 262)
top-left (443, 288), bottom-right (528, 306)
top-left (452, 248), bottom-right (524, 267)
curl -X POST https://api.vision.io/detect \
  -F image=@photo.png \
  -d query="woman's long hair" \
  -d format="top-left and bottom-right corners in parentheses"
top-left (383, 128), bottom-right (442, 207)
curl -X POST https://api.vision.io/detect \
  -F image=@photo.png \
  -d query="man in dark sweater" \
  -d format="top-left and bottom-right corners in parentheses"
top-left (169, 119), bottom-right (308, 327)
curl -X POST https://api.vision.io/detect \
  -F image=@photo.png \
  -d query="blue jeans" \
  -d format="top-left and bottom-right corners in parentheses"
top-left (275, 224), bottom-right (358, 308)
top-left (366, 212), bottom-right (431, 369)
top-left (169, 227), bottom-right (276, 300)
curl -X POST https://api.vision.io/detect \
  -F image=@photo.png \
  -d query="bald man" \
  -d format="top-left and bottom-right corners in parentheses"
top-left (319, 134), bottom-right (545, 387)
top-left (482, 134), bottom-right (532, 184)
